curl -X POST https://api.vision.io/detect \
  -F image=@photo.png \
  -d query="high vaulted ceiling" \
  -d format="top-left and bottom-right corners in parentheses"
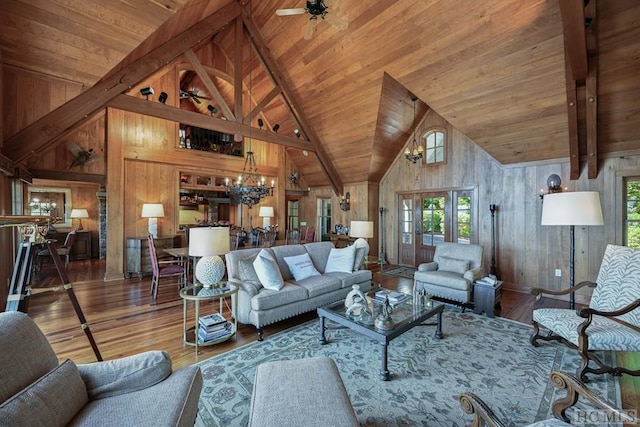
top-left (1, 0), bottom-right (639, 191)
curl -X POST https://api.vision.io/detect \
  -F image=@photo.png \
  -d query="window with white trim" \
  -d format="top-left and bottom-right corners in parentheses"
top-left (424, 129), bottom-right (445, 165)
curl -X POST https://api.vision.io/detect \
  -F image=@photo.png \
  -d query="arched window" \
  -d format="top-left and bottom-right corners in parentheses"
top-left (424, 129), bottom-right (446, 165)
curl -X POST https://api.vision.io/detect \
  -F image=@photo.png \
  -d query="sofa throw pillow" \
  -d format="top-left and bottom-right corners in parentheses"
top-left (238, 254), bottom-right (262, 288)
top-left (437, 256), bottom-right (470, 275)
top-left (0, 359), bottom-right (88, 427)
top-left (283, 253), bottom-right (321, 281)
top-left (352, 238), bottom-right (369, 271)
top-left (253, 249), bottom-right (285, 290)
top-left (325, 244), bottom-right (356, 273)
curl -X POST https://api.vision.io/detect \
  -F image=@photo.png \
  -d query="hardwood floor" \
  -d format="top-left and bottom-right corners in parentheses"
top-left (25, 259), bottom-right (639, 413)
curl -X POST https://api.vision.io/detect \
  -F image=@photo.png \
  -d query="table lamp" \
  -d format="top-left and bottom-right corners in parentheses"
top-left (349, 221), bottom-right (374, 240)
top-left (141, 203), bottom-right (164, 238)
top-left (541, 191), bottom-right (604, 309)
top-left (189, 227), bottom-right (230, 288)
top-left (70, 208), bottom-right (89, 231)
top-left (259, 206), bottom-right (274, 229)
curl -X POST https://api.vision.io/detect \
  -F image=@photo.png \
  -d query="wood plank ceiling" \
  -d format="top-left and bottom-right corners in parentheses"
top-left (1, 0), bottom-right (639, 190)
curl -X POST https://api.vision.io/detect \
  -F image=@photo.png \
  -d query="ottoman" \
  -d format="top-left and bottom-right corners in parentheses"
top-left (248, 357), bottom-right (359, 427)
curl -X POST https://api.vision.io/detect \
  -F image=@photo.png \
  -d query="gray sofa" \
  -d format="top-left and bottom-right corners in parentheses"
top-left (0, 311), bottom-right (202, 427)
top-left (413, 242), bottom-right (484, 305)
top-left (226, 241), bottom-right (372, 340)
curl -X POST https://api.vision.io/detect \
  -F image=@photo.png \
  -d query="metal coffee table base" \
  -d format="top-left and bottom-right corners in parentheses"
top-left (318, 306), bottom-right (443, 381)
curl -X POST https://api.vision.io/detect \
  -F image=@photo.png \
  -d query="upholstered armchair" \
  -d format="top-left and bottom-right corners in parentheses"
top-left (0, 311), bottom-right (202, 426)
top-left (413, 242), bottom-right (484, 306)
top-left (459, 370), bottom-right (639, 426)
top-left (530, 244), bottom-right (640, 382)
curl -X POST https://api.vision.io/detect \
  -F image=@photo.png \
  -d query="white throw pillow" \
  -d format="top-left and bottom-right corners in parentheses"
top-left (283, 253), bottom-right (321, 281)
top-left (325, 244), bottom-right (356, 273)
top-left (253, 249), bottom-right (285, 290)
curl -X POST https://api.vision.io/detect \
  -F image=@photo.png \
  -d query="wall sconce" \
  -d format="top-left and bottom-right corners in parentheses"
top-left (158, 92), bottom-right (168, 104)
top-left (272, 124), bottom-right (280, 133)
top-left (289, 172), bottom-right (299, 184)
top-left (340, 192), bottom-right (350, 211)
top-left (539, 174), bottom-right (565, 200)
top-left (257, 118), bottom-right (264, 129)
top-left (207, 105), bottom-right (218, 116)
top-left (140, 87), bottom-right (154, 100)
top-left (294, 129), bottom-right (301, 138)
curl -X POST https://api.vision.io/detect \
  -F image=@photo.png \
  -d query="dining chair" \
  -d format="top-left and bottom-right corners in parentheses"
top-left (257, 230), bottom-right (276, 248)
top-left (304, 226), bottom-right (315, 243)
top-left (285, 229), bottom-right (301, 245)
top-left (35, 229), bottom-right (77, 274)
top-left (147, 234), bottom-right (187, 300)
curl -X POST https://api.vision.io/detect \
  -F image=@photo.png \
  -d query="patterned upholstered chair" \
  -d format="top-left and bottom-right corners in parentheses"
top-left (530, 244), bottom-right (640, 382)
top-left (459, 370), bottom-right (639, 426)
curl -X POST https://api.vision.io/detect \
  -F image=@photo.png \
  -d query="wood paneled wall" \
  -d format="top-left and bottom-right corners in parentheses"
top-left (380, 108), bottom-right (640, 304)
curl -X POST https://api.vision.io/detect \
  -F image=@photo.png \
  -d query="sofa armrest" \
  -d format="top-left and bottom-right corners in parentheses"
top-left (77, 350), bottom-right (172, 400)
top-left (464, 267), bottom-right (483, 282)
top-left (417, 262), bottom-right (437, 272)
top-left (229, 279), bottom-right (260, 298)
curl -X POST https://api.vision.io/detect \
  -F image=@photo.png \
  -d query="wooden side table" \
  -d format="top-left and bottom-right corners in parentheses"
top-left (473, 280), bottom-right (503, 318)
top-left (179, 282), bottom-right (238, 355)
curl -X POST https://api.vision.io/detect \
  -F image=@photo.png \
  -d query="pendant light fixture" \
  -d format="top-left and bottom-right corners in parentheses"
top-left (404, 95), bottom-right (424, 164)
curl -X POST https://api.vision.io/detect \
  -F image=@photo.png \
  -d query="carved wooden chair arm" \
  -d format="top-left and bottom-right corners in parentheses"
top-left (158, 258), bottom-right (188, 266)
top-left (458, 392), bottom-right (507, 427)
top-left (578, 298), bottom-right (640, 319)
top-left (550, 370), bottom-right (640, 424)
top-left (530, 281), bottom-right (596, 310)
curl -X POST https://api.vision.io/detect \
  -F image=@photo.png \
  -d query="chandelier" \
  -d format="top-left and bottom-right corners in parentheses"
top-left (224, 147), bottom-right (274, 209)
top-left (404, 95), bottom-right (423, 164)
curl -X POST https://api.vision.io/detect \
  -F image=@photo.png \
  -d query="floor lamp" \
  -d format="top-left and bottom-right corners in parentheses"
top-left (541, 191), bottom-right (604, 309)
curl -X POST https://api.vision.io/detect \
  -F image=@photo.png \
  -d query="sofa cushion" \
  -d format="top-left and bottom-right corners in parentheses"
top-left (271, 245), bottom-right (308, 281)
top-left (77, 350), bottom-right (173, 400)
top-left (1, 359), bottom-right (88, 427)
top-left (325, 245), bottom-right (356, 273)
top-left (238, 254), bottom-right (262, 288)
top-left (325, 269), bottom-right (373, 289)
top-left (283, 253), bottom-right (321, 281)
top-left (251, 284), bottom-right (309, 311)
top-left (414, 270), bottom-right (471, 291)
top-left (253, 250), bottom-right (285, 290)
top-left (436, 256), bottom-right (470, 275)
top-left (295, 274), bottom-right (342, 298)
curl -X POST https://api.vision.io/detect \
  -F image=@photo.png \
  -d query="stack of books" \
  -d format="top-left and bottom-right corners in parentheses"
top-left (374, 289), bottom-right (409, 304)
top-left (198, 312), bottom-right (233, 343)
top-left (475, 276), bottom-right (499, 287)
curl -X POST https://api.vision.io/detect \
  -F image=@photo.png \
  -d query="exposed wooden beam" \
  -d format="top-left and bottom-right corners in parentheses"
top-left (29, 169), bottom-right (106, 185)
top-left (564, 50), bottom-right (580, 180)
top-left (240, 6), bottom-right (344, 195)
top-left (3, 2), bottom-right (241, 164)
top-left (183, 50), bottom-right (235, 120)
top-left (0, 152), bottom-right (14, 175)
top-left (234, 17), bottom-right (244, 125)
top-left (585, 0), bottom-right (598, 179)
top-left (107, 95), bottom-right (315, 152)
top-left (245, 86), bottom-right (281, 125)
top-left (558, 0), bottom-right (588, 81)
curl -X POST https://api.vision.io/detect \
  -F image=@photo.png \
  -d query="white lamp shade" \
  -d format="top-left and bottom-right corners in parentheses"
top-left (189, 227), bottom-right (231, 257)
top-left (141, 203), bottom-right (165, 218)
top-left (70, 208), bottom-right (89, 219)
top-left (541, 192), bottom-right (604, 226)
top-left (350, 221), bottom-right (374, 238)
top-left (258, 206), bottom-right (274, 217)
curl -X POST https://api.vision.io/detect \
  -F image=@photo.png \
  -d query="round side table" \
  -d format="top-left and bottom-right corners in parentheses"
top-left (179, 282), bottom-right (238, 354)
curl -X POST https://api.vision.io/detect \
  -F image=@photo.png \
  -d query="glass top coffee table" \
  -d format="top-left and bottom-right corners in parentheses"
top-left (317, 293), bottom-right (444, 381)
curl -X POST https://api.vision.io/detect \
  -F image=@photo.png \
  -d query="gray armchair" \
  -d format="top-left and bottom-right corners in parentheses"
top-left (0, 311), bottom-right (202, 426)
top-left (413, 242), bottom-right (484, 306)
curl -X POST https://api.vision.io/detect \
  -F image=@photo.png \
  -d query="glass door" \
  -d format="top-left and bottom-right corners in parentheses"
top-left (415, 192), bottom-right (448, 265)
top-left (398, 195), bottom-right (415, 266)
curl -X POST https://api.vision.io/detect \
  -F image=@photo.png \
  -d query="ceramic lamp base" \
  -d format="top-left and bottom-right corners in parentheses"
top-left (195, 255), bottom-right (225, 288)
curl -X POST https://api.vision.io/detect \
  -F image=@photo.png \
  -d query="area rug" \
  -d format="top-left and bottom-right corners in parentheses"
top-left (194, 310), bottom-right (620, 427)
top-left (382, 266), bottom-right (417, 279)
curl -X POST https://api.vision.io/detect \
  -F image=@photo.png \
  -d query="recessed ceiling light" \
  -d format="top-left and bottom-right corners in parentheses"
top-left (302, 150), bottom-right (308, 156)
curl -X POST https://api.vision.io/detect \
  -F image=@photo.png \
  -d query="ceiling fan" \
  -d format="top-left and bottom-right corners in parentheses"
top-left (276, 0), bottom-right (348, 40)
top-left (179, 89), bottom-right (210, 104)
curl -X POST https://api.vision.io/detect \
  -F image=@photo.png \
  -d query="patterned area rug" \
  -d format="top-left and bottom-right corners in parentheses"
top-left (195, 310), bottom-right (620, 427)
top-left (382, 266), bottom-right (417, 279)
